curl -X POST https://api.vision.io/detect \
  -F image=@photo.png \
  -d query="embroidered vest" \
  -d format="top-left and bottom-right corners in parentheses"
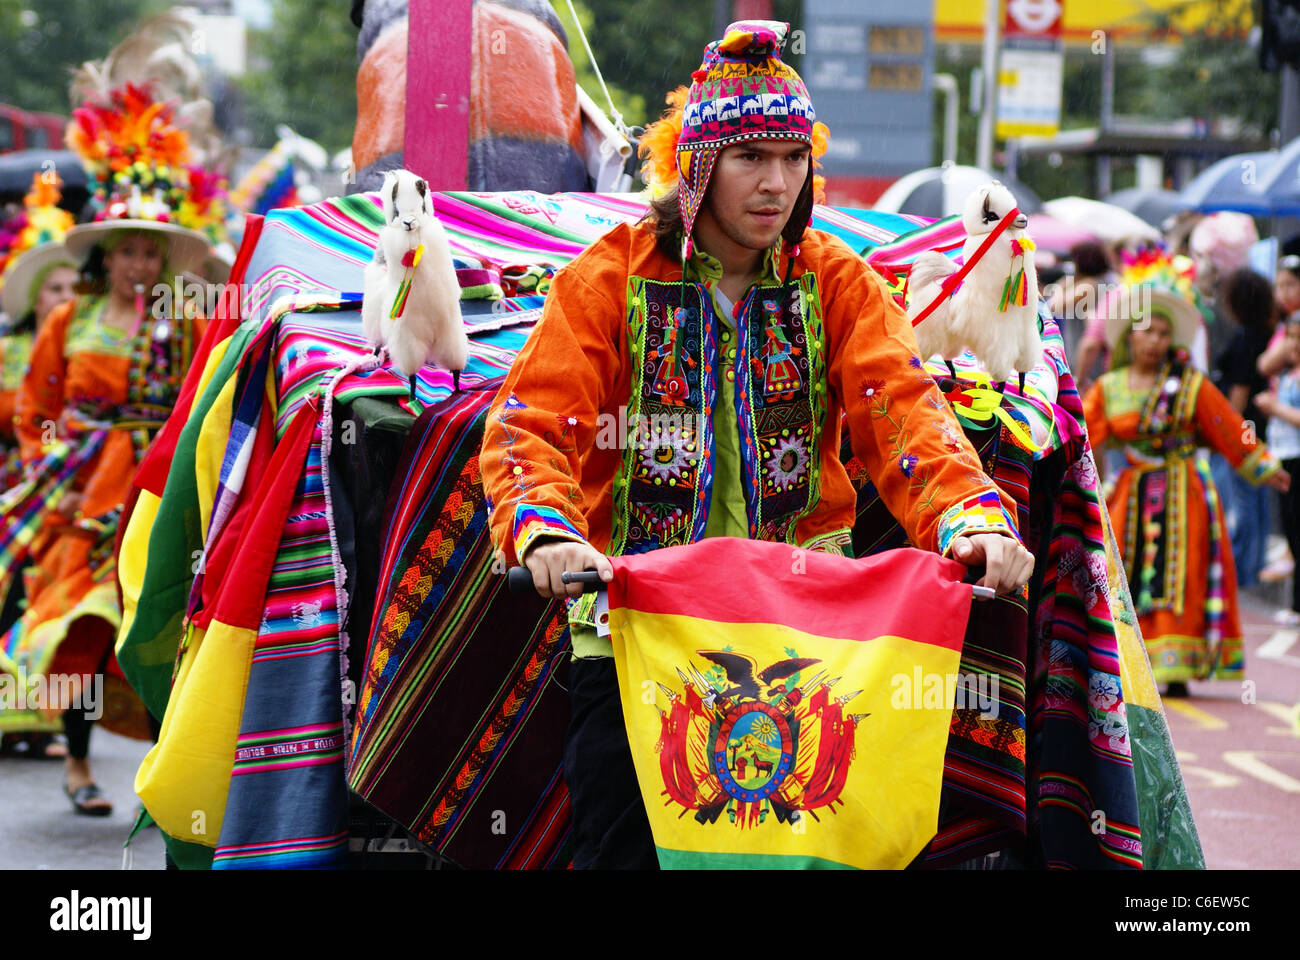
top-left (609, 274), bottom-right (828, 555)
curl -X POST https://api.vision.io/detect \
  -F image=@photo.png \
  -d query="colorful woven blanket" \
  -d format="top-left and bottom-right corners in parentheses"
top-left (116, 190), bottom-right (1200, 869)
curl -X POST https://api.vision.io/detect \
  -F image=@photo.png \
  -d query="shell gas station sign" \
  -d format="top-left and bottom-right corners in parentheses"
top-left (996, 0), bottom-right (1065, 139)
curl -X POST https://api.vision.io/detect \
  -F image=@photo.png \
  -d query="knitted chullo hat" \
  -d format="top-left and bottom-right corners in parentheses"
top-left (675, 20), bottom-right (816, 258)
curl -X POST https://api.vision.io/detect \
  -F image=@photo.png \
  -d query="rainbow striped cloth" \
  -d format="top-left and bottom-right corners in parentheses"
top-left (117, 189), bottom-right (1198, 870)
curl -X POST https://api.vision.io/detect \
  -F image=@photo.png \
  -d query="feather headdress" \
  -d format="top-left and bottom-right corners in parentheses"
top-left (0, 173), bottom-right (76, 279)
top-left (62, 12), bottom-right (229, 271)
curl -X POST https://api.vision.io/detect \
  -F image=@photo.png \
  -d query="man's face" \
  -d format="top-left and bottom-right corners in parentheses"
top-left (694, 140), bottom-right (810, 261)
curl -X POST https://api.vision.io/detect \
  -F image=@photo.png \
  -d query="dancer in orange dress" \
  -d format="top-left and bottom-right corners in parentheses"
top-left (0, 78), bottom-right (214, 815)
top-left (0, 176), bottom-right (79, 759)
top-left (1083, 281), bottom-right (1289, 696)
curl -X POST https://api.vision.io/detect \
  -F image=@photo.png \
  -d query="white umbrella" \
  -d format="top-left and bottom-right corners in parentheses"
top-left (1041, 196), bottom-right (1161, 244)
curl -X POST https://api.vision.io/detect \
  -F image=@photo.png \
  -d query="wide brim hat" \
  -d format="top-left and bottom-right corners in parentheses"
top-left (0, 241), bottom-right (78, 319)
top-left (1103, 287), bottom-right (1203, 365)
top-left (64, 218), bottom-right (211, 277)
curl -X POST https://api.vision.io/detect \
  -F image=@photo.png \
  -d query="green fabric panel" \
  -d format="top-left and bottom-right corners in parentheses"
top-left (1128, 700), bottom-right (1207, 869)
top-left (116, 322), bottom-right (258, 719)
top-left (349, 395), bottom-right (417, 434)
top-left (655, 846), bottom-right (855, 870)
top-left (161, 831), bottom-right (215, 870)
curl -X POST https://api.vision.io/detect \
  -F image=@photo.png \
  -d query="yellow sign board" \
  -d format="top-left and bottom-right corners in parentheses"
top-left (937, 0), bottom-right (1253, 45)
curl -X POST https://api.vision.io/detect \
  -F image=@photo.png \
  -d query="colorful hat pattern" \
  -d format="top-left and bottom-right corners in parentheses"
top-left (0, 173), bottom-right (77, 319)
top-left (673, 20), bottom-right (818, 257)
top-left (62, 81), bottom-right (215, 274)
top-left (1102, 247), bottom-right (1205, 365)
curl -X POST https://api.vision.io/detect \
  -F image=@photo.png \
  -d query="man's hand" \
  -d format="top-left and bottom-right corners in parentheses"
top-left (950, 533), bottom-right (1035, 596)
top-left (523, 538), bottom-right (614, 599)
top-left (1267, 468), bottom-right (1292, 493)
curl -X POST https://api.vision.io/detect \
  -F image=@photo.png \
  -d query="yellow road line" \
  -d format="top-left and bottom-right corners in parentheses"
top-left (1164, 699), bottom-right (1229, 730)
top-left (1222, 751), bottom-right (1300, 793)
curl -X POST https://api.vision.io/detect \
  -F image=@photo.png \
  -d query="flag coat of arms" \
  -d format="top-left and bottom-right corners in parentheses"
top-left (607, 539), bottom-right (978, 869)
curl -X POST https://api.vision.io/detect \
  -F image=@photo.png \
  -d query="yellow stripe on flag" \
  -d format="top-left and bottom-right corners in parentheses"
top-left (135, 619), bottom-right (257, 847)
top-left (606, 539), bottom-right (978, 870)
top-left (611, 610), bottom-right (961, 870)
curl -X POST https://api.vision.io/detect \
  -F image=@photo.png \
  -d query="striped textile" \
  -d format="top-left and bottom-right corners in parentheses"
top-left (347, 391), bottom-right (573, 869)
top-left (0, 433), bottom-right (105, 584)
top-left (212, 419), bottom-right (351, 869)
top-left (122, 189), bottom-right (1197, 869)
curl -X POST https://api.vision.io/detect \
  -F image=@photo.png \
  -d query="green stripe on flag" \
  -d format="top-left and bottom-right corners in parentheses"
top-left (1128, 701), bottom-right (1206, 869)
top-left (656, 846), bottom-right (857, 870)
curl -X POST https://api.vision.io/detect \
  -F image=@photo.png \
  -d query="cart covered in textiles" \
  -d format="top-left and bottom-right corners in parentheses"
top-left (114, 190), bottom-right (1203, 870)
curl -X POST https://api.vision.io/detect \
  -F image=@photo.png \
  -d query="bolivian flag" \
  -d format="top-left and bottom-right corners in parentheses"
top-left (608, 539), bottom-right (977, 870)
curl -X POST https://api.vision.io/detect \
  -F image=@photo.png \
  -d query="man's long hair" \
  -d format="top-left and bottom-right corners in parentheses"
top-left (643, 167), bottom-right (815, 262)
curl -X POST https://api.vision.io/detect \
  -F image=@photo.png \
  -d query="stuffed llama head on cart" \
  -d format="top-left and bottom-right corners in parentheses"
top-left (362, 168), bottom-right (467, 396)
top-left (906, 180), bottom-right (1041, 384)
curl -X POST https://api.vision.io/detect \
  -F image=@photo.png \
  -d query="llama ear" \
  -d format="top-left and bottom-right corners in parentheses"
top-left (391, 176), bottom-right (400, 214)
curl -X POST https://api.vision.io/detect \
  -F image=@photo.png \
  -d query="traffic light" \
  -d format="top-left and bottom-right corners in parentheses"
top-left (1261, 0), bottom-right (1300, 71)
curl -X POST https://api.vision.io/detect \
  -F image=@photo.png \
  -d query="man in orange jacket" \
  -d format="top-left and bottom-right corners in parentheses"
top-left (480, 20), bottom-right (1035, 868)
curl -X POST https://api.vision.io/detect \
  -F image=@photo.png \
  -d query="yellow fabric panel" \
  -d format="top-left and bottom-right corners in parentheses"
top-left (115, 490), bottom-right (161, 655)
top-left (194, 373), bottom-right (238, 537)
top-left (134, 618), bottom-right (256, 848)
top-left (610, 608), bottom-right (960, 869)
top-left (1098, 473), bottom-right (1162, 712)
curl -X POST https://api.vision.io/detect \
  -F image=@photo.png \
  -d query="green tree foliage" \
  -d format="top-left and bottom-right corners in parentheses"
top-left (238, 0), bottom-right (359, 153)
top-left (0, 0), bottom-right (169, 115)
top-left (577, 0), bottom-right (803, 128)
top-left (553, 0), bottom-right (646, 133)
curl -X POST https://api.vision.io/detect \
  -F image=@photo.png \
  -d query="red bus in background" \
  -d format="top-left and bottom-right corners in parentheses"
top-left (0, 105), bottom-right (67, 154)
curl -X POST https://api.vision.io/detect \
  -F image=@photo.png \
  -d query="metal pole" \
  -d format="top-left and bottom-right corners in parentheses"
top-left (977, 0), bottom-right (1000, 171)
top-left (934, 73), bottom-right (958, 166)
top-left (1283, 65), bottom-right (1300, 146)
top-left (1098, 39), bottom-right (1115, 197)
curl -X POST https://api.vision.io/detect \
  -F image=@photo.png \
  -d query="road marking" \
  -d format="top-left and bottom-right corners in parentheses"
top-left (1258, 630), bottom-right (1300, 667)
top-left (1178, 765), bottom-right (1242, 788)
top-left (1256, 700), bottom-right (1300, 736)
top-left (1222, 750), bottom-right (1300, 793)
top-left (1164, 699), bottom-right (1228, 730)
top-left (1174, 751), bottom-right (1241, 787)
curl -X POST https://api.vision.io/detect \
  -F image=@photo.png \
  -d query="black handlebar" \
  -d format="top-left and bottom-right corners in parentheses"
top-left (506, 566), bottom-right (604, 595)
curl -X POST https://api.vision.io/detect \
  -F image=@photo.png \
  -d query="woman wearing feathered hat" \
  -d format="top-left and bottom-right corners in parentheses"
top-left (1083, 260), bottom-right (1290, 697)
top-left (0, 174), bottom-right (79, 488)
top-left (0, 175), bottom-right (79, 760)
top-left (0, 80), bottom-right (212, 816)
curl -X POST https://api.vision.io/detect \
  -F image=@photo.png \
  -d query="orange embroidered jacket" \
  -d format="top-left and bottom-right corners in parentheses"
top-left (480, 222), bottom-right (1019, 566)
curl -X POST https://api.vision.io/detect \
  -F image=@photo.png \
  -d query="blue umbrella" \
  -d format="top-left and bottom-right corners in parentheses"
top-left (1249, 136), bottom-right (1300, 216)
top-left (1103, 187), bottom-right (1185, 229)
top-left (1178, 151), bottom-right (1277, 215)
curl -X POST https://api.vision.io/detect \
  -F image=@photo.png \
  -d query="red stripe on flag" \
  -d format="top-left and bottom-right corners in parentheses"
top-left (608, 539), bottom-right (971, 651)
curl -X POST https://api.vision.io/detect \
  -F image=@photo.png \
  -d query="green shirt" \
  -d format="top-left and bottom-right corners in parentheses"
top-left (569, 246), bottom-right (782, 659)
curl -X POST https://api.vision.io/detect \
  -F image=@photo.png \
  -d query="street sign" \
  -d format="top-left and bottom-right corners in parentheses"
top-left (997, 0), bottom-right (1065, 139)
top-left (803, 0), bottom-right (934, 203)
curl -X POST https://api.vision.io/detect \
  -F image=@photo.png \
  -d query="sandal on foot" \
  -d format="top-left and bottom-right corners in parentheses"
top-left (28, 733), bottom-right (67, 760)
top-left (65, 783), bottom-right (113, 817)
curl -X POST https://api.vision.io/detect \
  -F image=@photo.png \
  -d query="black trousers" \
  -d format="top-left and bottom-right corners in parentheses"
top-left (1281, 457), bottom-right (1300, 613)
top-left (562, 657), bottom-right (659, 870)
